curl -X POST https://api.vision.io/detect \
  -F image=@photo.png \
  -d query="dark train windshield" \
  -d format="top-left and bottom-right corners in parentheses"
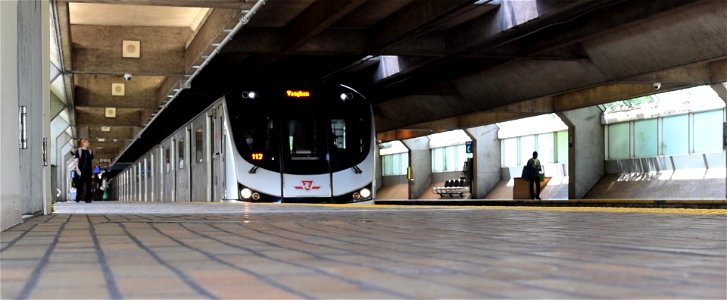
top-left (226, 86), bottom-right (372, 174)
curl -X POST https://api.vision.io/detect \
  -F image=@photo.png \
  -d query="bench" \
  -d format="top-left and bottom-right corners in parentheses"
top-left (433, 179), bottom-right (470, 198)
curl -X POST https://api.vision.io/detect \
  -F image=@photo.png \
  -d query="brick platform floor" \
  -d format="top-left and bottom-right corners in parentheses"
top-left (1, 202), bottom-right (725, 299)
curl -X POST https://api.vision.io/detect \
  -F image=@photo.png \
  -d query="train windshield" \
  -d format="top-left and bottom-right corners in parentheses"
top-left (227, 86), bottom-right (372, 174)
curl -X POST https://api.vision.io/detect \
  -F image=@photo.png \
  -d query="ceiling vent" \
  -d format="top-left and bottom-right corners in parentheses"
top-left (111, 83), bottom-right (125, 96)
top-left (122, 40), bottom-right (140, 58)
top-left (105, 107), bottom-right (117, 118)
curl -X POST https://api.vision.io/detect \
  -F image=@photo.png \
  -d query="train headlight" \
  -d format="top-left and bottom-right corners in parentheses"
top-left (251, 192), bottom-right (260, 201)
top-left (359, 188), bottom-right (371, 198)
top-left (242, 91), bottom-right (257, 99)
top-left (240, 188), bottom-right (252, 199)
top-left (340, 92), bottom-right (353, 101)
top-left (352, 192), bottom-right (361, 199)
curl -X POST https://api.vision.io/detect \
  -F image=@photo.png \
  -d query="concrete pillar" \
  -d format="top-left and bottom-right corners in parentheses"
top-left (1, 0), bottom-right (22, 230)
top-left (18, 0), bottom-right (51, 215)
top-left (711, 83), bottom-right (727, 199)
top-left (402, 136), bottom-right (432, 199)
top-left (465, 124), bottom-right (502, 199)
top-left (558, 107), bottom-right (604, 199)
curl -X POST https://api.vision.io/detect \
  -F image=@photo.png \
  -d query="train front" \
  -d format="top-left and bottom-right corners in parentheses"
top-left (225, 85), bottom-right (374, 203)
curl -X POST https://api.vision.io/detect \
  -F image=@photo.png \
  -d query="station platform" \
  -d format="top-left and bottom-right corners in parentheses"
top-left (2, 202), bottom-right (725, 299)
top-left (375, 199), bottom-right (727, 209)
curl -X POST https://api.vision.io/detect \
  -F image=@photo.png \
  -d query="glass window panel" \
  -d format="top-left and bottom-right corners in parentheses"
top-left (432, 148), bottom-right (444, 172)
top-left (634, 119), bottom-right (657, 157)
top-left (178, 138), bottom-right (185, 169)
top-left (195, 128), bottom-right (203, 163)
top-left (445, 146), bottom-right (456, 171)
top-left (330, 119), bottom-right (346, 150)
top-left (401, 154), bottom-right (409, 175)
top-left (382, 155), bottom-right (391, 176)
top-left (662, 114), bottom-right (689, 155)
top-left (519, 135), bottom-right (535, 166)
top-left (165, 147), bottom-right (170, 173)
top-left (456, 144), bottom-right (467, 172)
top-left (392, 154), bottom-right (401, 175)
top-left (608, 123), bottom-right (630, 160)
top-left (556, 130), bottom-right (568, 163)
top-left (502, 138), bottom-right (518, 167)
top-left (537, 132), bottom-right (555, 163)
top-left (693, 109), bottom-right (723, 153)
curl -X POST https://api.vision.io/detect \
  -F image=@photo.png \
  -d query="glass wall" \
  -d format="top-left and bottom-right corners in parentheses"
top-left (606, 109), bottom-right (724, 160)
top-left (382, 153), bottom-right (409, 176)
top-left (431, 144), bottom-right (467, 172)
top-left (501, 130), bottom-right (568, 167)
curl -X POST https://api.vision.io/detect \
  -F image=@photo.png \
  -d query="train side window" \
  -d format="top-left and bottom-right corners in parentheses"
top-left (165, 147), bottom-right (170, 173)
top-left (178, 138), bottom-right (185, 169)
top-left (195, 127), bottom-right (203, 163)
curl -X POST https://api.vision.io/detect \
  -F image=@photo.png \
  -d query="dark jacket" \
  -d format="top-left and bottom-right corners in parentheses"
top-left (75, 148), bottom-right (94, 175)
top-left (525, 158), bottom-right (542, 177)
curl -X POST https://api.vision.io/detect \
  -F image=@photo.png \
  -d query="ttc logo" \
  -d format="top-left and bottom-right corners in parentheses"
top-left (294, 180), bottom-right (320, 191)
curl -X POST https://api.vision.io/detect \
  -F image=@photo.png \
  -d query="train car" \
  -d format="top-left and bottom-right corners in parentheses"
top-left (115, 84), bottom-right (375, 203)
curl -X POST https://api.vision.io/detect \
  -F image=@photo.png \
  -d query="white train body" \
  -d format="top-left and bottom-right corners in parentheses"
top-left (115, 85), bottom-right (375, 203)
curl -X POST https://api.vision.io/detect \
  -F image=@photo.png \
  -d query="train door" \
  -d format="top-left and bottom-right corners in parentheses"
top-left (281, 116), bottom-right (332, 199)
top-left (210, 107), bottom-right (225, 200)
top-left (170, 139), bottom-right (177, 202)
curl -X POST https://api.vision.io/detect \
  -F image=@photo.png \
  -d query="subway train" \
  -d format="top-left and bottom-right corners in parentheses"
top-left (115, 84), bottom-right (375, 203)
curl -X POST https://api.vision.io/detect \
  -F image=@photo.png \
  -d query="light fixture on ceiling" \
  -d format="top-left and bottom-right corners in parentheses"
top-left (98, 138), bottom-right (106, 142)
top-left (105, 107), bottom-right (117, 118)
top-left (101, 126), bottom-right (111, 132)
top-left (111, 83), bottom-right (125, 96)
top-left (122, 40), bottom-right (140, 58)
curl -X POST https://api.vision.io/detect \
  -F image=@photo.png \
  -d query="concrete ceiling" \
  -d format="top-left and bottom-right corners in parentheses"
top-left (69, 3), bottom-right (209, 30)
top-left (54, 0), bottom-right (727, 169)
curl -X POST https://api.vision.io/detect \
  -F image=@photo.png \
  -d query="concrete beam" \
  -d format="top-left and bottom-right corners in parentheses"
top-left (56, 1), bottom-right (73, 71)
top-left (369, 0), bottom-right (473, 52)
top-left (555, 59), bottom-right (727, 111)
top-left (71, 25), bottom-right (191, 75)
top-left (283, 0), bottom-right (367, 51)
top-left (74, 75), bottom-right (163, 109)
top-left (76, 107), bottom-right (143, 127)
top-left (184, 8), bottom-right (239, 73)
top-left (59, 0), bottom-right (255, 9)
top-left (710, 82), bottom-right (727, 103)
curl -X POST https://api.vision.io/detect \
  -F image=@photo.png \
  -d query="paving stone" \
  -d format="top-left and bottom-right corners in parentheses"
top-left (0, 202), bottom-right (724, 299)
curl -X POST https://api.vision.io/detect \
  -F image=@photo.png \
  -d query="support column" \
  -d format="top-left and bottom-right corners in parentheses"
top-left (710, 83), bottom-right (727, 199)
top-left (18, 0), bottom-right (51, 215)
top-left (465, 125), bottom-right (502, 198)
top-left (558, 107), bottom-right (604, 199)
top-left (374, 143), bottom-right (382, 194)
top-left (1, 0), bottom-right (22, 230)
top-left (402, 136), bottom-right (432, 199)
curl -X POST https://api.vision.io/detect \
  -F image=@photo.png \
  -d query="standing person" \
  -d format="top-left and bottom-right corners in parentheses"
top-left (526, 151), bottom-right (542, 200)
top-left (74, 138), bottom-right (94, 203)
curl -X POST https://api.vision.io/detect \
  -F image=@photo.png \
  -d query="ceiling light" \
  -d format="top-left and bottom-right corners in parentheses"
top-left (101, 126), bottom-right (111, 132)
top-left (98, 138), bottom-right (106, 142)
top-left (105, 107), bottom-right (116, 118)
top-left (122, 40), bottom-right (140, 58)
top-left (111, 83), bottom-right (125, 96)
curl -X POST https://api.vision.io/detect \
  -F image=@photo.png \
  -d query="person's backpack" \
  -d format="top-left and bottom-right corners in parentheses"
top-left (521, 164), bottom-right (530, 180)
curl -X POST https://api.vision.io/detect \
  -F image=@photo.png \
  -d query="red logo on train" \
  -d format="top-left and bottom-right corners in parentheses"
top-left (294, 180), bottom-right (320, 191)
